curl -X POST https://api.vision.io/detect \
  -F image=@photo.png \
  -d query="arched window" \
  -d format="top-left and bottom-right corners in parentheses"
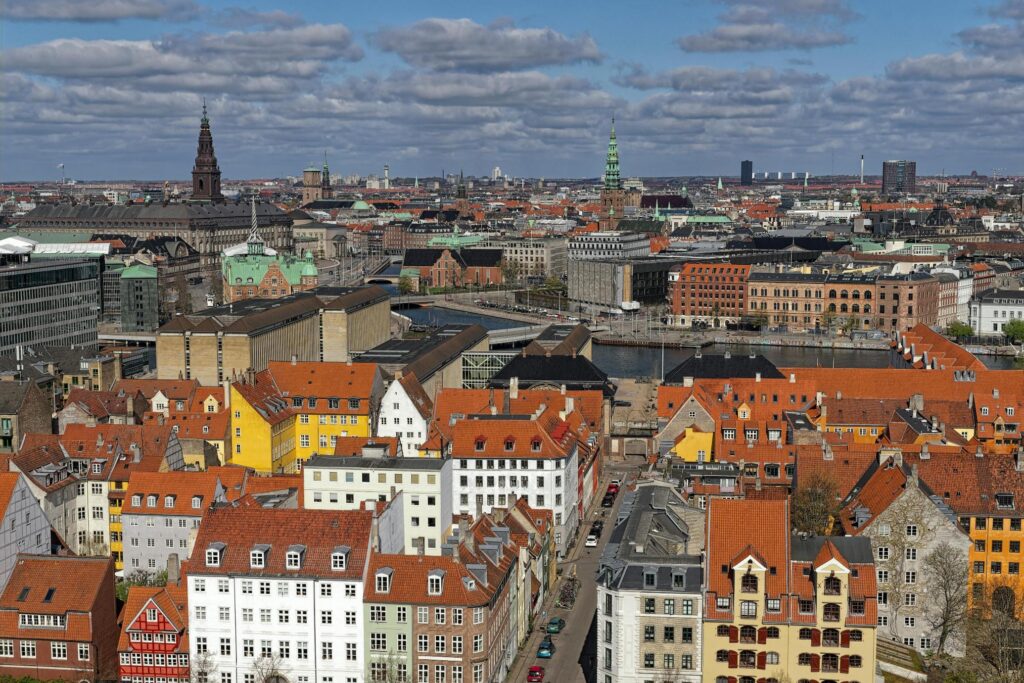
top-left (798, 653), bottom-right (812, 666)
top-left (718, 625), bottom-right (731, 637)
top-left (823, 603), bottom-right (840, 622)
top-left (828, 289), bottom-right (837, 298)
top-left (848, 629), bottom-right (863, 641)
top-left (852, 290), bottom-right (860, 299)
top-left (741, 574), bottom-right (758, 593)
top-left (766, 627), bottom-right (780, 639)
top-left (822, 654), bottom-right (839, 672)
top-left (863, 304), bottom-right (871, 313)
top-left (824, 577), bottom-right (841, 595)
top-left (766, 652), bottom-right (780, 665)
top-left (716, 650), bottom-right (730, 663)
top-left (739, 651), bottom-right (756, 668)
top-left (740, 626), bottom-right (756, 643)
top-left (740, 678), bottom-right (755, 683)
top-left (840, 289), bottom-right (849, 299)
top-left (864, 290), bottom-right (872, 299)
top-left (840, 304), bottom-right (848, 313)
top-left (716, 677), bottom-right (729, 683)
top-left (851, 304), bottom-right (860, 314)
top-left (823, 629), bottom-right (839, 647)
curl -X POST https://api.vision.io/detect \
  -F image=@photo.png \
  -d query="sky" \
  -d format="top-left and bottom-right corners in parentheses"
top-left (2, 0), bottom-right (1024, 181)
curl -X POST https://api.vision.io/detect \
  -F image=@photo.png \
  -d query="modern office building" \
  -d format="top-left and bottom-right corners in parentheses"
top-left (881, 160), bottom-right (917, 195)
top-left (741, 160), bottom-right (753, 186)
top-left (0, 259), bottom-right (100, 354)
top-left (120, 264), bottom-right (160, 332)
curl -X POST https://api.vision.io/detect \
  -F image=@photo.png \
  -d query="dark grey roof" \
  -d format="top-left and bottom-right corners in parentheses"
top-left (489, 354), bottom-right (615, 397)
top-left (356, 325), bottom-right (488, 383)
top-left (663, 353), bottom-right (783, 383)
top-left (748, 271), bottom-right (827, 283)
top-left (790, 535), bottom-right (874, 564)
top-left (0, 380), bottom-right (31, 414)
top-left (459, 249), bottom-right (502, 268)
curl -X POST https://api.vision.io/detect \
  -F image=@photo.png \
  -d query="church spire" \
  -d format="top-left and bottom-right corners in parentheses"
top-left (192, 100), bottom-right (223, 202)
top-left (603, 117), bottom-right (621, 191)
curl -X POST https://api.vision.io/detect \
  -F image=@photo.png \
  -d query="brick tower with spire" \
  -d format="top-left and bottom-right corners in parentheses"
top-left (191, 100), bottom-right (223, 202)
top-left (600, 118), bottom-right (624, 229)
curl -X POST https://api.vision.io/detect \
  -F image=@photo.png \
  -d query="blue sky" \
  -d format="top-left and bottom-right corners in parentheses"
top-left (2, 0), bottom-right (1023, 181)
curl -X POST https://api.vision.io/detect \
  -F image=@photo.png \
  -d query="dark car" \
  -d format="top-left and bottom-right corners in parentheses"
top-left (601, 494), bottom-right (614, 508)
top-left (590, 522), bottom-right (604, 535)
top-left (537, 636), bottom-right (556, 658)
top-left (546, 617), bottom-right (566, 633)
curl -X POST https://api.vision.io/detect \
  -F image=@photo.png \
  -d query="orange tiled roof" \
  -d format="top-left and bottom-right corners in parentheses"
top-left (123, 470), bottom-right (221, 516)
top-left (118, 583), bottom-right (188, 652)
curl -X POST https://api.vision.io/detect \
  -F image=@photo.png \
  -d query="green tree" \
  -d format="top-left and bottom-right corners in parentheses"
top-left (792, 472), bottom-right (839, 535)
top-left (116, 569), bottom-right (167, 602)
top-left (821, 308), bottom-right (836, 334)
top-left (946, 320), bottom-right (973, 340)
top-left (1004, 319), bottom-right (1024, 343)
top-left (397, 275), bottom-right (414, 296)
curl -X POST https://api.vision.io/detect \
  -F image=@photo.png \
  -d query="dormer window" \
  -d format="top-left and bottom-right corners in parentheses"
top-left (92, 463), bottom-right (101, 474)
top-left (250, 545), bottom-right (269, 568)
top-left (191, 496), bottom-right (202, 509)
top-left (741, 574), bottom-right (758, 593)
top-left (332, 546), bottom-right (350, 571)
top-left (164, 496), bottom-right (175, 508)
top-left (286, 545), bottom-right (305, 570)
top-left (205, 543), bottom-right (225, 567)
top-left (824, 577), bottom-right (841, 595)
top-left (131, 494), bottom-right (142, 507)
top-left (147, 495), bottom-right (157, 508)
top-left (504, 438), bottom-right (515, 452)
top-left (428, 570), bottom-right (445, 595)
top-left (375, 568), bottom-right (393, 593)
top-left (474, 438), bottom-right (485, 452)
top-left (982, 407), bottom-right (990, 416)
top-left (292, 397), bottom-right (303, 408)
top-left (531, 439), bottom-right (541, 452)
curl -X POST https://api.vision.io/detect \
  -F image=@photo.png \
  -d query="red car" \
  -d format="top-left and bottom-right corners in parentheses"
top-left (528, 667), bottom-right (545, 683)
top-left (606, 483), bottom-right (619, 496)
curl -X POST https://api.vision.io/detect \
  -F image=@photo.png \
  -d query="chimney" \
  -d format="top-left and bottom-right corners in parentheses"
top-left (683, 376), bottom-right (693, 387)
top-left (909, 464), bottom-right (919, 489)
top-left (836, 390), bottom-right (842, 401)
top-left (755, 372), bottom-right (762, 383)
top-left (390, 486), bottom-right (396, 500)
top-left (417, 539), bottom-right (425, 557)
top-left (223, 380), bottom-right (231, 409)
top-left (510, 377), bottom-right (519, 400)
top-left (131, 444), bottom-right (141, 463)
top-left (920, 443), bottom-right (930, 460)
top-left (126, 395), bottom-right (135, 422)
top-left (993, 388), bottom-right (1000, 399)
top-left (166, 553), bottom-right (181, 586)
top-left (976, 445), bottom-right (984, 459)
top-left (246, 367), bottom-right (256, 385)
top-left (291, 355), bottom-right (297, 366)
top-left (1015, 446), bottom-right (1024, 473)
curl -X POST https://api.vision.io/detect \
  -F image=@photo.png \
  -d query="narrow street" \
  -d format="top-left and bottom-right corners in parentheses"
top-left (504, 460), bottom-right (641, 683)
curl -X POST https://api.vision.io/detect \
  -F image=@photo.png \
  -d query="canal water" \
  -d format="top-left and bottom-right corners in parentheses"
top-left (398, 306), bottom-right (1020, 376)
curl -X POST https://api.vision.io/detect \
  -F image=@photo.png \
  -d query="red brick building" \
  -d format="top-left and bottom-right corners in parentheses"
top-left (118, 584), bottom-right (189, 683)
top-left (401, 249), bottom-right (504, 291)
top-left (0, 555), bottom-right (118, 682)
top-left (668, 262), bottom-right (750, 327)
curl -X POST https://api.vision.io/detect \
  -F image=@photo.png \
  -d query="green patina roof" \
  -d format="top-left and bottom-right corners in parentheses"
top-left (400, 267), bottom-right (420, 277)
top-left (686, 215), bottom-right (731, 223)
top-left (352, 200), bottom-right (371, 211)
top-left (428, 233), bottom-right (483, 248)
top-left (121, 264), bottom-right (158, 279)
top-left (222, 253), bottom-right (318, 286)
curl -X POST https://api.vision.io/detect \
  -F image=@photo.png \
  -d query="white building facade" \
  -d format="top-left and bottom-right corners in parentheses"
top-left (188, 507), bottom-right (381, 683)
top-left (970, 289), bottom-right (1024, 336)
top-left (375, 377), bottom-right (431, 459)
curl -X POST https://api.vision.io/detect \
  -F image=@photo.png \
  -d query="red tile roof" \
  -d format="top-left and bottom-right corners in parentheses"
top-left (123, 470), bottom-right (221, 516)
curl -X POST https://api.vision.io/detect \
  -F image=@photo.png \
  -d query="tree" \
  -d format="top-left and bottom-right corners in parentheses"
top-left (250, 654), bottom-right (288, 683)
top-left (792, 472), bottom-right (839, 534)
top-left (368, 650), bottom-right (408, 683)
top-left (924, 542), bottom-right (969, 655)
top-left (946, 320), bottom-right (974, 341)
top-left (821, 308), bottom-right (836, 334)
top-left (397, 275), bottom-right (414, 296)
top-left (840, 316), bottom-right (857, 335)
top-left (1004, 319), bottom-right (1024, 344)
top-left (190, 650), bottom-right (219, 683)
top-left (116, 569), bottom-right (167, 602)
top-left (499, 258), bottom-right (520, 287)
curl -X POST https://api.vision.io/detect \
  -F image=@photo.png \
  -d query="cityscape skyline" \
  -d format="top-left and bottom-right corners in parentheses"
top-left (3, 0), bottom-right (1024, 181)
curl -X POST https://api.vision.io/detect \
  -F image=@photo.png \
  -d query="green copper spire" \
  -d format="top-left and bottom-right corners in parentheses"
top-left (603, 117), bottom-right (621, 190)
top-left (717, 177), bottom-right (723, 191)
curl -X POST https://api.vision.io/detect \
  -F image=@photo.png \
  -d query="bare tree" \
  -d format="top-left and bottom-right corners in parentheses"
top-left (924, 541), bottom-right (969, 655)
top-left (369, 650), bottom-right (409, 683)
top-left (792, 472), bottom-right (839, 534)
top-left (251, 654), bottom-right (288, 683)
top-left (958, 577), bottom-right (1024, 681)
top-left (191, 650), bottom-right (219, 683)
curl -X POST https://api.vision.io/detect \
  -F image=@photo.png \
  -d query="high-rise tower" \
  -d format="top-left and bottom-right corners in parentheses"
top-left (603, 118), bottom-right (621, 191)
top-left (191, 101), bottom-right (223, 202)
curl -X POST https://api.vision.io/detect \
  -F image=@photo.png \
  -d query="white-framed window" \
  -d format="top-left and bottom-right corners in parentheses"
top-left (21, 641), bottom-right (36, 658)
top-left (287, 551), bottom-right (302, 569)
top-left (331, 552), bottom-right (346, 570)
top-left (250, 550), bottom-right (265, 568)
top-left (205, 549), bottom-right (221, 567)
top-left (51, 642), bottom-right (67, 660)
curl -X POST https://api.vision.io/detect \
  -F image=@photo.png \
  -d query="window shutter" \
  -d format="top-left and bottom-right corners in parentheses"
top-left (757, 651), bottom-right (767, 670)
top-left (840, 655), bottom-right (850, 673)
top-left (810, 654), bottom-right (820, 672)
top-left (810, 629), bottom-right (821, 646)
top-left (840, 630), bottom-right (851, 647)
top-left (757, 627), bottom-right (767, 644)
top-left (728, 651), bottom-right (738, 669)
top-left (729, 626), bottom-right (739, 643)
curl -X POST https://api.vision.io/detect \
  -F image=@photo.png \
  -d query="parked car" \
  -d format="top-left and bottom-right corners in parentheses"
top-left (537, 637), bottom-right (556, 658)
top-left (601, 494), bottom-right (615, 508)
top-left (528, 667), bottom-right (545, 683)
top-left (546, 617), bottom-right (566, 633)
top-left (605, 484), bottom-right (619, 497)
top-left (585, 534), bottom-right (599, 547)
top-left (590, 521), bottom-right (604, 535)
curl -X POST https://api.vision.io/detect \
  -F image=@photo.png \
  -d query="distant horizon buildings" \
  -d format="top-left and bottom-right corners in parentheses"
top-left (882, 159), bottom-right (917, 195)
top-left (740, 160), bottom-right (753, 186)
